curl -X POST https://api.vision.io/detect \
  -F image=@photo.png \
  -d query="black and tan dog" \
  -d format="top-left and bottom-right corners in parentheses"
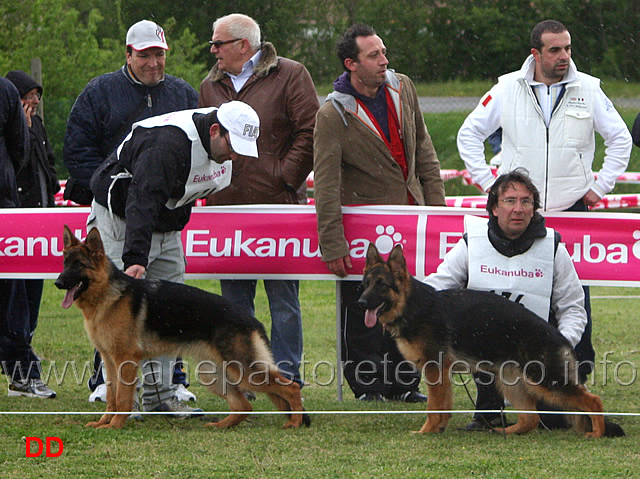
top-left (55, 225), bottom-right (309, 430)
top-left (359, 243), bottom-right (612, 438)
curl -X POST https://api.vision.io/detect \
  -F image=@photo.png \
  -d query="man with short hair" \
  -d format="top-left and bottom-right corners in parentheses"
top-left (198, 13), bottom-right (319, 387)
top-left (89, 101), bottom-right (259, 416)
top-left (63, 19), bottom-right (200, 410)
top-left (425, 169), bottom-right (588, 430)
top-left (314, 24), bottom-right (445, 402)
top-left (456, 19), bottom-right (632, 384)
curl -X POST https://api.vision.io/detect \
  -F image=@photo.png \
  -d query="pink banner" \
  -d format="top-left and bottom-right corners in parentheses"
top-left (1, 205), bottom-right (640, 286)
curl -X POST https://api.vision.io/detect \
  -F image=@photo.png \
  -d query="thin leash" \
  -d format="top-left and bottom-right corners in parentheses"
top-left (458, 373), bottom-right (554, 433)
top-left (459, 373), bottom-right (507, 439)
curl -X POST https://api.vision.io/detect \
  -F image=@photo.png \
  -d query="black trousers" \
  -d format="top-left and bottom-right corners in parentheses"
top-left (340, 280), bottom-right (421, 398)
top-left (0, 279), bottom-right (43, 381)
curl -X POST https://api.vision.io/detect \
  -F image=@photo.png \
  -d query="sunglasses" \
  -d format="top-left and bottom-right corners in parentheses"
top-left (209, 38), bottom-right (241, 48)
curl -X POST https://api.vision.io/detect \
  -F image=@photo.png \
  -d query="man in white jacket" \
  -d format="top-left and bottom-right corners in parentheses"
top-left (457, 19), bottom-right (631, 211)
top-left (425, 170), bottom-right (588, 431)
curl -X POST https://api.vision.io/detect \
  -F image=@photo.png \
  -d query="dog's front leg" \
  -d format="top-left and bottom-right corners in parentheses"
top-left (103, 357), bottom-right (139, 429)
top-left (415, 365), bottom-right (450, 434)
top-left (86, 353), bottom-right (118, 428)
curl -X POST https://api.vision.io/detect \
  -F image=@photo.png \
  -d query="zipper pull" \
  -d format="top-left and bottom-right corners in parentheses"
top-left (147, 94), bottom-right (152, 108)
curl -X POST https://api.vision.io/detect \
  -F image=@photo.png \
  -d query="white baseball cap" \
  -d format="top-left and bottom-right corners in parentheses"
top-left (217, 101), bottom-right (260, 158)
top-left (126, 20), bottom-right (169, 51)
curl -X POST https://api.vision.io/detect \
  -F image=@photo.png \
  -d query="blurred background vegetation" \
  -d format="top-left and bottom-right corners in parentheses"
top-left (1, 0), bottom-right (639, 184)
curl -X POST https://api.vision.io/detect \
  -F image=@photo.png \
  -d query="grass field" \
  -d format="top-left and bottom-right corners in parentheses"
top-left (0, 280), bottom-right (638, 478)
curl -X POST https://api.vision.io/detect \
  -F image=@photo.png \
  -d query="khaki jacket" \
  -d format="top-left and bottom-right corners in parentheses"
top-left (314, 71), bottom-right (445, 261)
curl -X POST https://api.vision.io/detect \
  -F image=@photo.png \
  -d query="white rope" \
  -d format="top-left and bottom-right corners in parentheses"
top-left (0, 409), bottom-right (637, 416)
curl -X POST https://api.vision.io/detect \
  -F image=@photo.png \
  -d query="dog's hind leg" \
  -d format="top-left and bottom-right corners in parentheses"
top-left (204, 384), bottom-right (252, 428)
top-left (494, 383), bottom-right (539, 435)
top-left (553, 385), bottom-right (605, 438)
top-left (254, 370), bottom-right (307, 428)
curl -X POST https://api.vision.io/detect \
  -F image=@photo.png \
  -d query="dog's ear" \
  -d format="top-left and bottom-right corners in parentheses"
top-left (388, 244), bottom-right (408, 279)
top-left (63, 225), bottom-right (80, 250)
top-left (366, 242), bottom-right (384, 267)
top-left (85, 228), bottom-right (105, 261)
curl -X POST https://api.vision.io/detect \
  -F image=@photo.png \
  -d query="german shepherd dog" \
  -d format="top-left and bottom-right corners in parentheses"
top-left (359, 243), bottom-right (610, 438)
top-left (55, 225), bottom-right (309, 430)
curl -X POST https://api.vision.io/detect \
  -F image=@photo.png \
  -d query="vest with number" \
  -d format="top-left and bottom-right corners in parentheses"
top-left (116, 107), bottom-right (231, 210)
top-left (465, 215), bottom-right (555, 320)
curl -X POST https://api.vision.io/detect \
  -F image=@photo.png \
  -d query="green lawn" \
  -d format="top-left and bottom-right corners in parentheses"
top-left (0, 280), bottom-right (637, 478)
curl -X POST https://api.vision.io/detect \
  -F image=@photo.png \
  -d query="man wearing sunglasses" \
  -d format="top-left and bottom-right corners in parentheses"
top-left (198, 13), bottom-right (319, 389)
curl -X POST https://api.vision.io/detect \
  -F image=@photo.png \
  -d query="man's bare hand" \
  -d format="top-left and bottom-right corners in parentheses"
top-left (583, 190), bottom-right (601, 207)
top-left (325, 256), bottom-right (352, 278)
top-left (124, 264), bottom-right (145, 279)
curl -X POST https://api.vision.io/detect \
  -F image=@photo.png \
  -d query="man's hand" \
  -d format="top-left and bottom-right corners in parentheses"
top-left (22, 103), bottom-right (32, 128)
top-left (583, 190), bottom-right (601, 208)
top-left (124, 264), bottom-right (146, 279)
top-left (325, 256), bottom-right (352, 278)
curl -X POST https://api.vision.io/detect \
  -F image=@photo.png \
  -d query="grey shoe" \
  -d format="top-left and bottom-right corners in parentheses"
top-left (8, 379), bottom-right (56, 399)
top-left (146, 396), bottom-right (203, 419)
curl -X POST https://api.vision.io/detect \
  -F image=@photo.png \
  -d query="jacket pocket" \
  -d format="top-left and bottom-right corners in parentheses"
top-left (564, 110), bottom-right (592, 145)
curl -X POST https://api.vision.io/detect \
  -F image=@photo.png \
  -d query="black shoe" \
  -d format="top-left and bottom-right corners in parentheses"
top-left (465, 416), bottom-right (508, 431)
top-left (386, 390), bottom-right (427, 403)
top-left (357, 392), bottom-right (385, 402)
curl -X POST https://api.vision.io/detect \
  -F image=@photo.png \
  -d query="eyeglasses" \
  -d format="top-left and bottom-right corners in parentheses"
top-left (209, 38), bottom-right (241, 48)
top-left (500, 198), bottom-right (534, 208)
top-left (23, 92), bottom-right (42, 101)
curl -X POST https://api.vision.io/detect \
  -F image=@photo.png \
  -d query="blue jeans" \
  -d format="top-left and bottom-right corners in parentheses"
top-left (220, 279), bottom-right (303, 386)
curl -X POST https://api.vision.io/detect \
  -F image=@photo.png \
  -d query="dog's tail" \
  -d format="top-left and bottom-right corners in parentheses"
top-left (571, 415), bottom-right (625, 437)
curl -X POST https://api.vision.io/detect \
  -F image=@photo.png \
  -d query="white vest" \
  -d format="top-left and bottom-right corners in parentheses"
top-left (465, 215), bottom-right (555, 320)
top-left (116, 108), bottom-right (232, 210)
top-left (497, 70), bottom-right (600, 211)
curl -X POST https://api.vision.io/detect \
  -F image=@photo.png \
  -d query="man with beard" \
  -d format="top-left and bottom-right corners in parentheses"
top-left (456, 19), bottom-right (632, 389)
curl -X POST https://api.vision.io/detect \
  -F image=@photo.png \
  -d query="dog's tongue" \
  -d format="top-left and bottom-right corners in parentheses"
top-left (61, 285), bottom-right (79, 309)
top-left (364, 304), bottom-right (382, 328)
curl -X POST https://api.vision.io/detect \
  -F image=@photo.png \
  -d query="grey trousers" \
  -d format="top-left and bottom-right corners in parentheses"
top-left (87, 202), bottom-right (186, 410)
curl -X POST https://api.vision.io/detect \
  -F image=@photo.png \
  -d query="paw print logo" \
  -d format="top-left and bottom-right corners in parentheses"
top-left (535, 269), bottom-right (543, 278)
top-left (374, 225), bottom-right (403, 254)
top-left (633, 231), bottom-right (640, 260)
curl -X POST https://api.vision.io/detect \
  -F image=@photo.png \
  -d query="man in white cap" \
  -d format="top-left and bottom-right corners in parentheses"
top-left (88, 101), bottom-right (259, 416)
top-left (63, 20), bottom-right (200, 410)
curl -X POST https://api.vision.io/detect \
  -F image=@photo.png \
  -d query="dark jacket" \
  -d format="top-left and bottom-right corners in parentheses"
top-left (5, 70), bottom-right (58, 207)
top-left (0, 77), bottom-right (28, 208)
top-left (91, 113), bottom-right (213, 269)
top-left (17, 114), bottom-right (60, 207)
top-left (198, 42), bottom-right (318, 205)
top-left (63, 65), bottom-right (198, 204)
top-left (632, 112), bottom-right (640, 148)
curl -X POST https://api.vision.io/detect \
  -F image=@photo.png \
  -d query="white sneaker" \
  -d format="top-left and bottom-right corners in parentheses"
top-left (175, 384), bottom-right (196, 402)
top-left (89, 383), bottom-right (107, 403)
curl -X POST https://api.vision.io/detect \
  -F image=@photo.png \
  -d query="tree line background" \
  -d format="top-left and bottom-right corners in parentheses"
top-left (1, 0), bottom-right (639, 176)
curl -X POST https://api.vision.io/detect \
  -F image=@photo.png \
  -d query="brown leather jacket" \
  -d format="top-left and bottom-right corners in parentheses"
top-left (199, 42), bottom-right (319, 205)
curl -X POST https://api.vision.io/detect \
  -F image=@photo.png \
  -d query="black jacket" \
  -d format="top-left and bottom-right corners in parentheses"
top-left (0, 77), bottom-right (28, 208)
top-left (91, 112), bottom-right (213, 269)
top-left (63, 66), bottom-right (198, 204)
top-left (17, 114), bottom-right (60, 207)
